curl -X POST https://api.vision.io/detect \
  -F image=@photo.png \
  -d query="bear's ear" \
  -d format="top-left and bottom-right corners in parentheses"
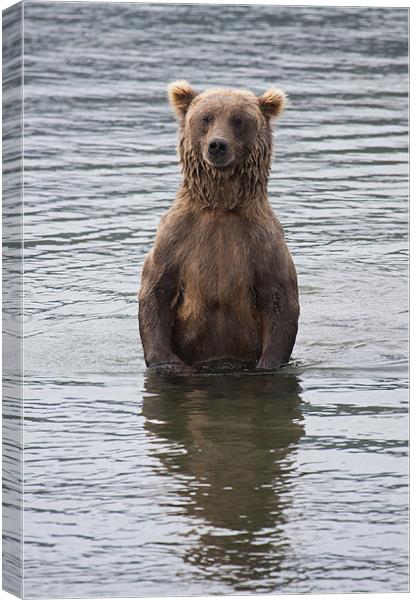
top-left (168, 80), bottom-right (198, 119)
top-left (258, 89), bottom-right (287, 119)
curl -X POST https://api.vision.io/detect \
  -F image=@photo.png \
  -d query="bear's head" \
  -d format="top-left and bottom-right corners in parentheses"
top-left (168, 81), bottom-right (286, 207)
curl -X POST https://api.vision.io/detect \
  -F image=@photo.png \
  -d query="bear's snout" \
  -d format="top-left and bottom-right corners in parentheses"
top-left (206, 136), bottom-right (234, 167)
top-left (208, 138), bottom-right (229, 158)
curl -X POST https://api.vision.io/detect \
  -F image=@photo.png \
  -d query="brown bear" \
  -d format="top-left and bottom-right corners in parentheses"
top-left (138, 81), bottom-right (299, 373)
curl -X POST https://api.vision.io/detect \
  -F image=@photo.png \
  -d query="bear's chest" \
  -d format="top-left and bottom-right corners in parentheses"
top-left (179, 213), bottom-right (254, 307)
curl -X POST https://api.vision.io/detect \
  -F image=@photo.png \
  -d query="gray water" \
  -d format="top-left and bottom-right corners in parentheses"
top-left (4, 1), bottom-right (409, 596)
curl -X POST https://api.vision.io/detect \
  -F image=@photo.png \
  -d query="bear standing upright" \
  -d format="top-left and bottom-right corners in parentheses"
top-left (139, 81), bottom-right (299, 373)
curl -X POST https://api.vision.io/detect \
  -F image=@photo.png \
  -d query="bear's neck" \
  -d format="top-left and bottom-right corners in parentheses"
top-left (177, 138), bottom-right (272, 213)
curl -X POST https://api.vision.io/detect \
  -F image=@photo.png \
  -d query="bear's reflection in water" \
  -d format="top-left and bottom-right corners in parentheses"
top-left (142, 372), bottom-right (304, 590)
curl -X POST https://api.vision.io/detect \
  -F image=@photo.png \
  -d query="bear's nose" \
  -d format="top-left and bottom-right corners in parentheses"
top-left (208, 138), bottom-right (228, 157)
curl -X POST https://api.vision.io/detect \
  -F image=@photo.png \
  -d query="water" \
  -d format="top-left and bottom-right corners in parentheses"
top-left (3, 2), bottom-right (408, 596)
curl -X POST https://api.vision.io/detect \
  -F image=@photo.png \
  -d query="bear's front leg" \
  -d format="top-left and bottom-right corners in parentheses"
top-left (139, 289), bottom-right (191, 373)
top-left (255, 285), bottom-right (299, 371)
top-left (139, 254), bottom-right (193, 374)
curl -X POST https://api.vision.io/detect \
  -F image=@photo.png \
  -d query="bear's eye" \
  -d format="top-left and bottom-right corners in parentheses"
top-left (202, 115), bottom-right (211, 125)
top-left (231, 116), bottom-right (243, 128)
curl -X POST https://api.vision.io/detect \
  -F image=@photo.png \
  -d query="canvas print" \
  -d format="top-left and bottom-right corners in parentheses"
top-left (2, 1), bottom-right (409, 597)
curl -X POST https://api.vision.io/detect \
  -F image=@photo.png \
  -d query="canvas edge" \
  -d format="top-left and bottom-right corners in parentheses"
top-left (2, 1), bottom-right (24, 598)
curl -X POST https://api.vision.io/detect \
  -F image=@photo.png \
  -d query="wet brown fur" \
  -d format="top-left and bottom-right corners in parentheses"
top-left (139, 81), bottom-right (299, 373)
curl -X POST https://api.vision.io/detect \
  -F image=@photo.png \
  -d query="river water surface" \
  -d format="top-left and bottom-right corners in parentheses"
top-left (9, 1), bottom-right (411, 596)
